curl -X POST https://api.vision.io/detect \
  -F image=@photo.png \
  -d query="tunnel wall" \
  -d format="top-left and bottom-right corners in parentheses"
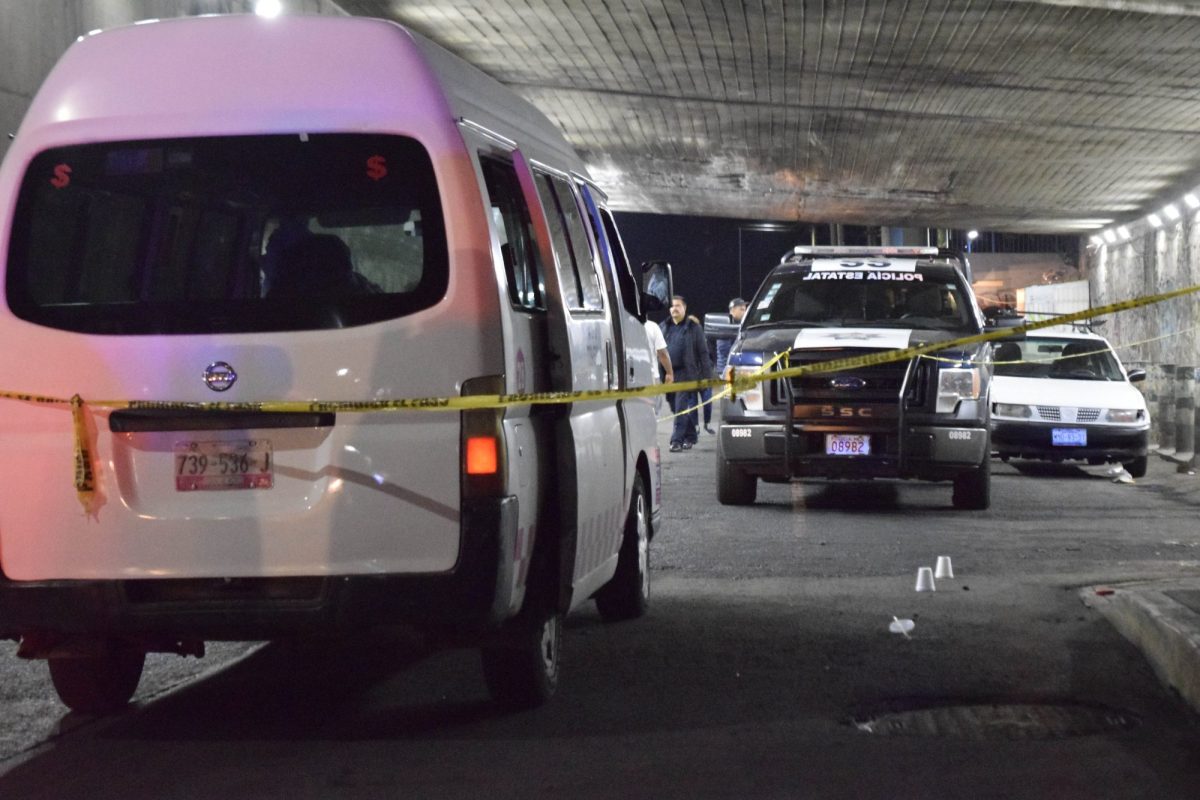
top-left (1086, 222), bottom-right (1200, 371)
top-left (1087, 220), bottom-right (1200, 457)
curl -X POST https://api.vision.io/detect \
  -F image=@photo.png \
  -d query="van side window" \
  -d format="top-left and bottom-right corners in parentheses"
top-left (534, 174), bottom-right (582, 309)
top-left (534, 173), bottom-right (603, 312)
top-left (597, 206), bottom-right (641, 318)
top-left (549, 177), bottom-right (604, 311)
top-left (479, 155), bottom-right (545, 311)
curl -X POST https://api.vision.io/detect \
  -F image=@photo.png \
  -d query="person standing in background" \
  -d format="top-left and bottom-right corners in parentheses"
top-left (660, 295), bottom-right (712, 452)
top-left (644, 318), bottom-right (673, 414)
top-left (691, 313), bottom-right (717, 434)
top-left (715, 297), bottom-right (748, 379)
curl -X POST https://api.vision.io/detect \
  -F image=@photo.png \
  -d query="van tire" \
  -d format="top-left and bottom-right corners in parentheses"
top-left (481, 607), bottom-right (561, 710)
top-left (717, 450), bottom-right (757, 505)
top-left (595, 474), bottom-right (650, 622)
top-left (1123, 455), bottom-right (1148, 478)
top-left (952, 456), bottom-right (991, 510)
top-left (47, 645), bottom-right (145, 714)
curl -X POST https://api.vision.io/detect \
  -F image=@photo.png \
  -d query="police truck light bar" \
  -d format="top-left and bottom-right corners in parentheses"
top-left (789, 246), bottom-right (940, 257)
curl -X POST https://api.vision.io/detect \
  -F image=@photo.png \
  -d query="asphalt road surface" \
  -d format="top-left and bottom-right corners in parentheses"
top-left (2, 419), bottom-right (1200, 799)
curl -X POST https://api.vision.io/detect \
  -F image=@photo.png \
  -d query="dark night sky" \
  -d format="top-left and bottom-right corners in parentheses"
top-left (612, 212), bottom-right (824, 322)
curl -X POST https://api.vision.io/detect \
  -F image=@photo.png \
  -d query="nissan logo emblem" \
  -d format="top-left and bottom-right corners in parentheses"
top-left (830, 376), bottom-right (867, 391)
top-left (203, 361), bottom-right (237, 392)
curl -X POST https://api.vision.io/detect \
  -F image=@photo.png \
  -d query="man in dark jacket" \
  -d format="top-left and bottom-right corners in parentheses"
top-left (661, 294), bottom-right (713, 451)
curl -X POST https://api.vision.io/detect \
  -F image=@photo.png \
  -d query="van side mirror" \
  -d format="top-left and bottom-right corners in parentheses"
top-left (1127, 368), bottom-right (1147, 383)
top-left (640, 260), bottom-right (673, 314)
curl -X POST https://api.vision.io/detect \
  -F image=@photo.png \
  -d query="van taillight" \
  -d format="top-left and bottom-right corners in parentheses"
top-left (461, 375), bottom-right (507, 498)
top-left (466, 436), bottom-right (498, 474)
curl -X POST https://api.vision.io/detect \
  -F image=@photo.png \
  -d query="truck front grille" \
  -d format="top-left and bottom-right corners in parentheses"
top-left (770, 348), bottom-right (923, 406)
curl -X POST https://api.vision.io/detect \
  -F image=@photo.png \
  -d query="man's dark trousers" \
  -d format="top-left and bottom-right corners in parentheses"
top-left (671, 389), bottom-right (699, 446)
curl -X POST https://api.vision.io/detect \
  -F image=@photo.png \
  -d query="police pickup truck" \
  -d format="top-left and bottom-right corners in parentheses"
top-left (716, 247), bottom-right (992, 509)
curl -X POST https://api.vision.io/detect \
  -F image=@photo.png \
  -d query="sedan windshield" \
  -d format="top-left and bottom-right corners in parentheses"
top-left (993, 337), bottom-right (1125, 381)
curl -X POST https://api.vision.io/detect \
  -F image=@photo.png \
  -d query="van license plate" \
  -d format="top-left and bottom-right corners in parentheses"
top-left (826, 434), bottom-right (870, 455)
top-left (1051, 428), bottom-right (1087, 447)
top-left (175, 440), bottom-right (273, 491)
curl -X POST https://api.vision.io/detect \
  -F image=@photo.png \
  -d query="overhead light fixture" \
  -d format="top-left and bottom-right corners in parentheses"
top-left (255, 0), bottom-right (283, 17)
top-left (966, 230), bottom-right (979, 240)
top-left (1117, 226), bottom-right (1130, 240)
top-left (1164, 204), bottom-right (1181, 221)
top-left (1187, 193), bottom-right (1200, 210)
top-left (1103, 229), bottom-right (1118, 244)
top-left (1148, 213), bottom-right (1163, 228)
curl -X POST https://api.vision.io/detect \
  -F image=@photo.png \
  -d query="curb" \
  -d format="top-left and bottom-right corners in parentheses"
top-left (1086, 583), bottom-right (1200, 717)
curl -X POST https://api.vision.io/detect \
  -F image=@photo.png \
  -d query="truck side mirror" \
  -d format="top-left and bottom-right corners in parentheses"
top-left (640, 260), bottom-right (673, 314)
top-left (1127, 368), bottom-right (1147, 383)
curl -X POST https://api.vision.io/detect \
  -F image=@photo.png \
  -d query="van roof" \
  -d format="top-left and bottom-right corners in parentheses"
top-left (10, 14), bottom-right (583, 171)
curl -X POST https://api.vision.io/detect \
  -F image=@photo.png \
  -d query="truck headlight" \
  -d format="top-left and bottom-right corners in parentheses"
top-left (1105, 408), bottom-right (1143, 423)
top-left (993, 402), bottom-right (1031, 419)
top-left (936, 367), bottom-right (981, 413)
top-left (731, 366), bottom-right (765, 411)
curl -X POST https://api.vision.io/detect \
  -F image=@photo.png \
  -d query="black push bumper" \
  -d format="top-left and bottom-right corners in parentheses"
top-left (720, 420), bottom-right (989, 481)
top-left (0, 497), bottom-right (519, 641)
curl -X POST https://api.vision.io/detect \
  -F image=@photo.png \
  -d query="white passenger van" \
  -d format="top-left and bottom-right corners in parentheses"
top-left (0, 14), bottom-right (670, 713)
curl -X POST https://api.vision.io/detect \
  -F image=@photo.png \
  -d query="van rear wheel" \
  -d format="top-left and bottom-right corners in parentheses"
top-left (481, 607), bottom-right (561, 710)
top-left (47, 643), bottom-right (145, 714)
top-left (595, 474), bottom-right (650, 622)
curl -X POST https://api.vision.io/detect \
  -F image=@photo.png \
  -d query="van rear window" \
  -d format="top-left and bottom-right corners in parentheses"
top-left (6, 134), bottom-right (448, 334)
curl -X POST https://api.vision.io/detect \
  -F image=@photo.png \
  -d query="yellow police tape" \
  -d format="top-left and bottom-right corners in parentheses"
top-left (4, 279), bottom-right (1199, 514)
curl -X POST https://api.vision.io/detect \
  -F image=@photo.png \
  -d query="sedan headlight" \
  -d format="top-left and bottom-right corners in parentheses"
top-left (993, 402), bottom-right (1032, 419)
top-left (1105, 408), bottom-right (1143, 423)
top-left (731, 366), bottom-right (765, 411)
top-left (936, 367), bottom-right (981, 413)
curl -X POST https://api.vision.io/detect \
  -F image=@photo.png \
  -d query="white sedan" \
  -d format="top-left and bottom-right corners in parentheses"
top-left (989, 330), bottom-right (1150, 477)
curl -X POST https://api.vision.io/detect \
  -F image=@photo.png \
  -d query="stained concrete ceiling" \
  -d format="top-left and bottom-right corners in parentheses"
top-left (350, 2), bottom-right (1200, 232)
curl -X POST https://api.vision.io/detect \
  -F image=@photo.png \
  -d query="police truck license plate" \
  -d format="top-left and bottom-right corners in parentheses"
top-left (175, 440), bottom-right (273, 491)
top-left (826, 434), bottom-right (870, 455)
top-left (1051, 428), bottom-right (1087, 447)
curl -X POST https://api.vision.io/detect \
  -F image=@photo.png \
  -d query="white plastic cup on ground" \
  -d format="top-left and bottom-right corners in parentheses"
top-left (915, 566), bottom-right (936, 592)
top-left (935, 556), bottom-right (954, 579)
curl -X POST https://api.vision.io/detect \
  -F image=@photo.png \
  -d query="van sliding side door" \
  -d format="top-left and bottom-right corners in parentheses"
top-left (512, 153), bottom-right (625, 611)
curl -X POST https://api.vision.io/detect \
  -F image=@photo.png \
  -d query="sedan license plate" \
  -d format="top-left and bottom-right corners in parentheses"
top-left (175, 439), bottom-right (273, 491)
top-left (826, 433), bottom-right (870, 456)
top-left (1052, 428), bottom-right (1087, 447)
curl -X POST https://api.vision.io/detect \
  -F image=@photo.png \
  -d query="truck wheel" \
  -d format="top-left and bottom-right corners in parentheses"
top-left (595, 474), bottom-right (650, 622)
top-left (1123, 456), bottom-right (1147, 478)
top-left (481, 606), bottom-right (561, 710)
top-left (717, 450), bottom-right (757, 505)
top-left (47, 644), bottom-right (145, 714)
top-left (952, 455), bottom-right (991, 510)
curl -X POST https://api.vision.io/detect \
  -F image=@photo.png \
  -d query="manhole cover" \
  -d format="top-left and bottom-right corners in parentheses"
top-left (853, 703), bottom-right (1137, 740)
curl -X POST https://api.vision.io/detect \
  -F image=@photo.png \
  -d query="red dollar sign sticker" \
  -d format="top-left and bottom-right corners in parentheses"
top-left (366, 155), bottom-right (387, 181)
top-left (50, 163), bottom-right (72, 189)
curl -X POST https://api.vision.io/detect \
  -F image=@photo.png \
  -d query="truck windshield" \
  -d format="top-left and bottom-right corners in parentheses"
top-left (744, 269), bottom-right (976, 332)
top-left (5, 133), bottom-right (448, 334)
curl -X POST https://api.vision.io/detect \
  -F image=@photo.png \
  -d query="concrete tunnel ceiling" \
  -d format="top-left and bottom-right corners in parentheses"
top-left (334, 0), bottom-right (1200, 234)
